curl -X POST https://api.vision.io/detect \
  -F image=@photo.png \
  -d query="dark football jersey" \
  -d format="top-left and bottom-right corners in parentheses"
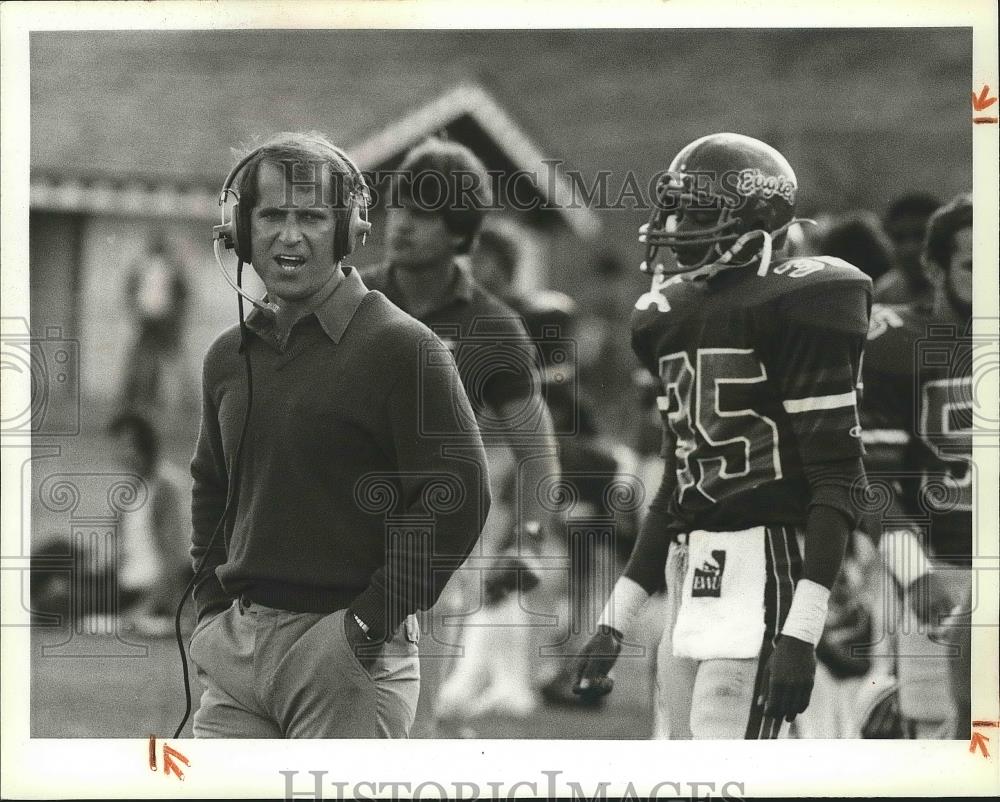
top-left (631, 256), bottom-right (871, 533)
top-left (861, 302), bottom-right (973, 565)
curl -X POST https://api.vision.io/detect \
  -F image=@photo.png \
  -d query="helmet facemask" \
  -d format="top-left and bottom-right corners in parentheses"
top-left (640, 171), bottom-right (762, 275)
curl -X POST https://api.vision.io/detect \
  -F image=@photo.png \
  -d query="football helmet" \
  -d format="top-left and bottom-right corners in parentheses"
top-left (640, 133), bottom-right (804, 276)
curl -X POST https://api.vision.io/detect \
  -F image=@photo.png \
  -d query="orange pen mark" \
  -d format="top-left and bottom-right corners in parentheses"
top-left (163, 743), bottom-right (190, 781)
top-left (969, 731), bottom-right (990, 758)
top-left (972, 84), bottom-right (998, 123)
top-left (148, 735), bottom-right (157, 772)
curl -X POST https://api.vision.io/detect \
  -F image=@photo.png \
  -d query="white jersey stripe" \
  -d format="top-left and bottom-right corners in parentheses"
top-left (782, 390), bottom-right (857, 414)
top-left (861, 428), bottom-right (911, 445)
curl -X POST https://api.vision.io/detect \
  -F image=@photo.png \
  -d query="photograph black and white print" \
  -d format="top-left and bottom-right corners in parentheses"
top-left (1, 1), bottom-right (997, 799)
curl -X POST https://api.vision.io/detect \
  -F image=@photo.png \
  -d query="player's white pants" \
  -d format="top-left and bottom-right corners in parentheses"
top-left (653, 527), bottom-right (800, 739)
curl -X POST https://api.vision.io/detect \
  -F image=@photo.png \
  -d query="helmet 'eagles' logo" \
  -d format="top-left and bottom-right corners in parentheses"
top-left (736, 168), bottom-right (796, 204)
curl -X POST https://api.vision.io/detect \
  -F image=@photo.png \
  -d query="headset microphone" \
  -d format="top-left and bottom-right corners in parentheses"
top-left (212, 234), bottom-right (280, 317)
top-left (212, 186), bottom-right (281, 317)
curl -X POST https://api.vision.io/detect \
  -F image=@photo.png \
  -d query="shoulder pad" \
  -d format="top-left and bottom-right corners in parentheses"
top-left (768, 256), bottom-right (872, 288)
top-left (769, 257), bottom-right (872, 336)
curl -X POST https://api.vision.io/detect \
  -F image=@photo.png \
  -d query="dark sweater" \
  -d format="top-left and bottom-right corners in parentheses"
top-left (190, 267), bottom-right (491, 639)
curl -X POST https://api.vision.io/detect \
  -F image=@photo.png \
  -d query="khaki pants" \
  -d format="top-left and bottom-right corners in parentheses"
top-left (190, 600), bottom-right (419, 738)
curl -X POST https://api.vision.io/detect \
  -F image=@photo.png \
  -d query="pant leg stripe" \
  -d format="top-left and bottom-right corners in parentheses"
top-left (782, 526), bottom-right (796, 630)
top-left (746, 527), bottom-right (804, 740)
top-left (746, 527), bottom-right (779, 739)
top-left (746, 635), bottom-right (776, 739)
top-left (767, 526), bottom-right (782, 645)
top-left (776, 526), bottom-right (790, 636)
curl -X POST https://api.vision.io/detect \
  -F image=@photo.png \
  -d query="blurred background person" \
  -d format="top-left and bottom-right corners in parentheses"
top-left (860, 192), bottom-right (973, 738)
top-left (818, 211), bottom-right (895, 284)
top-left (575, 252), bottom-right (642, 439)
top-left (470, 222), bottom-right (525, 304)
top-left (108, 410), bottom-right (191, 636)
top-left (535, 388), bottom-right (645, 706)
top-left (792, 532), bottom-right (886, 738)
top-left (874, 192), bottom-right (941, 305)
top-left (364, 139), bottom-right (563, 727)
top-left (119, 232), bottom-right (194, 419)
top-left (514, 291), bottom-right (645, 706)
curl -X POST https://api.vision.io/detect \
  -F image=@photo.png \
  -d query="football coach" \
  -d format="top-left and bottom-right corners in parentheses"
top-left (188, 132), bottom-right (491, 738)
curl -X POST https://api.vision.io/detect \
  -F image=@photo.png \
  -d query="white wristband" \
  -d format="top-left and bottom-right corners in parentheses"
top-left (879, 529), bottom-right (931, 588)
top-left (780, 579), bottom-right (831, 646)
top-left (598, 577), bottom-right (648, 634)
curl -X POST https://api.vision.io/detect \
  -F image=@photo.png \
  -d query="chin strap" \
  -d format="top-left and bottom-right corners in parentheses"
top-left (756, 231), bottom-right (774, 277)
top-left (687, 217), bottom-right (818, 282)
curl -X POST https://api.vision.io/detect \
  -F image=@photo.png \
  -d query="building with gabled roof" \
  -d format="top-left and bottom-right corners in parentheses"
top-left (28, 28), bottom-right (971, 427)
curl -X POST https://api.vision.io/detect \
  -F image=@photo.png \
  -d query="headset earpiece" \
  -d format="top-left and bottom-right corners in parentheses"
top-left (231, 198), bottom-right (252, 263)
top-left (337, 191), bottom-right (372, 260)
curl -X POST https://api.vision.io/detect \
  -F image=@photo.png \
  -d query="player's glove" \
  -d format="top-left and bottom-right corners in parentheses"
top-left (572, 624), bottom-right (623, 703)
top-left (759, 634), bottom-right (816, 724)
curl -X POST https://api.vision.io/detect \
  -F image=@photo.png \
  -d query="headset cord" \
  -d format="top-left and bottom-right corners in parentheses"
top-left (171, 260), bottom-right (255, 739)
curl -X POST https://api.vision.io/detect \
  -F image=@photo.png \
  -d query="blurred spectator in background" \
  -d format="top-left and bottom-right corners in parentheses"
top-left (537, 389), bottom-right (645, 706)
top-left (860, 193), bottom-right (974, 738)
top-left (576, 251), bottom-right (640, 438)
top-left (120, 232), bottom-right (193, 418)
top-left (819, 211), bottom-right (895, 284)
top-left (874, 192), bottom-right (940, 305)
top-left (368, 138), bottom-right (561, 726)
top-left (793, 532), bottom-right (885, 738)
top-left (471, 222), bottom-right (524, 303)
top-left (109, 410), bottom-right (191, 636)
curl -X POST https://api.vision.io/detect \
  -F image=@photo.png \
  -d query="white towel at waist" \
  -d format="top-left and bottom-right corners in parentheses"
top-left (672, 527), bottom-right (767, 660)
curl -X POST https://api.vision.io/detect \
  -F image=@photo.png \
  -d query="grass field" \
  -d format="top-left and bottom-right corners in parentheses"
top-left (28, 414), bottom-right (662, 740)
top-left (30, 607), bottom-right (661, 739)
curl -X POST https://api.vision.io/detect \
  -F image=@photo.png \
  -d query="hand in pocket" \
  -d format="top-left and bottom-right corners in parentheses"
top-left (343, 610), bottom-right (380, 672)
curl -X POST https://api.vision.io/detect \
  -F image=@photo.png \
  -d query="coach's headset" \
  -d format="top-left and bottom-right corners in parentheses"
top-left (172, 138), bottom-right (371, 738)
top-left (210, 136), bottom-right (372, 316)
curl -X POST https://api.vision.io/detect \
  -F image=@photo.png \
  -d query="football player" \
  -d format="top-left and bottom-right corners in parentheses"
top-left (860, 193), bottom-right (974, 738)
top-left (572, 133), bottom-right (872, 739)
